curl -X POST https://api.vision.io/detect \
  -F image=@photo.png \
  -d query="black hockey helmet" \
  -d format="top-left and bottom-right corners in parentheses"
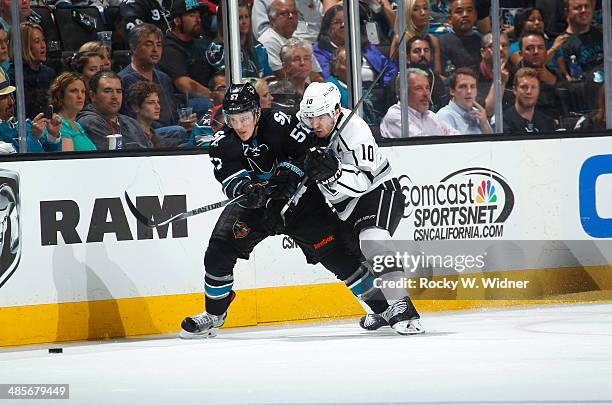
top-left (222, 83), bottom-right (260, 116)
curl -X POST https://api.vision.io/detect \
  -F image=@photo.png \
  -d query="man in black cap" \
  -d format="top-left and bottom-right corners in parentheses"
top-left (158, 0), bottom-right (213, 108)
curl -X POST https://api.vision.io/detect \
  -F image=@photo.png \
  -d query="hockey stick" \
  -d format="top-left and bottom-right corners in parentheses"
top-left (280, 30), bottom-right (409, 222)
top-left (124, 192), bottom-right (247, 228)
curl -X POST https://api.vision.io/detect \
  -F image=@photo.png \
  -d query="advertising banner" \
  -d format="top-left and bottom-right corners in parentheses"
top-left (0, 135), bottom-right (611, 310)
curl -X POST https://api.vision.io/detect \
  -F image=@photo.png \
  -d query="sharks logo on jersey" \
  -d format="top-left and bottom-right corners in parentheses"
top-left (242, 140), bottom-right (275, 180)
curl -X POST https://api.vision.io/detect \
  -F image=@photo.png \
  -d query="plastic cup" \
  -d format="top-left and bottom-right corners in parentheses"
top-left (97, 31), bottom-right (112, 49)
top-left (47, 40), bottom-right (61, 52)
top-left (178, 107), bottom-right (194, 124)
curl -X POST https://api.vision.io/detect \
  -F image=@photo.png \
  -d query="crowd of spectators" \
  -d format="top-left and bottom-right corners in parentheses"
top-left (380, 0), bottom-right (607, 137)
top-left (0, 0), bottom-right (608, 154)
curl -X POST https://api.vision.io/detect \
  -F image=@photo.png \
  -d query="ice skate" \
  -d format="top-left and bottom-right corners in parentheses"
top-left (381, 297), bottom-right (425, 335)
top-left (179, 311), bottom-right (227, 339)
top-left (359, 313), bottom-right (388, 330)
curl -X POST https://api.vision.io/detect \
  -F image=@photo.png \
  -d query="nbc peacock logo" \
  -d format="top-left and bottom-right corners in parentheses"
top-left (476, 180), bottom-right (497, 204)
top-left (399, 168), bottom-right (515, 240)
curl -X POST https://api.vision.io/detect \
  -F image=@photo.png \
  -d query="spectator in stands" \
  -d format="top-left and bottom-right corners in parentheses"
top-left (406, 35), bottom-right (447, 112)
top-left (380, 68), bottom-right (460, 138)
top-left (9, 22), bottom-right (56, 119)
top-left (0, 26), bottom-right (8, 76)
top-left (252, 0), bottom-right (337, 44)
top-left (125, 81), bottom-right (172, 148)
top-left (239, 0), bottom-right (273, 78)
top-left (472, 0), bottom-right (538, 34)
top-left (509, 7), bottom-right (569, 70)
top-left (0, 0), bottom-right (39, 34)
top-left (257, 0), bottom-right (323, 81)
top-left (120, 0), bottom-right (172, 34)
top-left (0, 68), bottom-right (61, 153)
top-left (326, 47), bottom-right (379, 124)
top-left (326, 47), bottom-right (348, 107)
top-left (503, 67), bottom-right (556, 133)
top-left (537, 0), bottom-right (570, 37)
top-left (158, 0), bottom-right (213, 115)
top-left (77, 70), bottom-right (153, 149)
top-left (210, 72), bottom-right (227, 107)
top-left (477, 32), bottom-right (514, 116)
top-left (313, 4), bottom-right (344, 79)
top-left (439, 0), bottom-right (481, 75)
top-left (559, 0), bottom-right (603, 82)
top-left (205, 0), bottom-right (273, 79)
top-left (67, 51), bottom-right (102, 86)
top-left (574, 85), bottom-right (606, 131)
top-left (437, 67), bottom-right (492, 134)
top-left (119, 23), bottom-right (178, 126)
top-left (79, 42), bottom-right (112, 71)
top-left (49, 72), bottom-right (96, 151)
top-left (314, 4), bottom-right (396, 91)
top-left (252, 78), bottom-right (274, 108)
top-left (516, 30), bottom-right (562, 121)
top-left (390, 0), bottom-right (442, 75)
top-left (270, 38), bottom-right (313, 96)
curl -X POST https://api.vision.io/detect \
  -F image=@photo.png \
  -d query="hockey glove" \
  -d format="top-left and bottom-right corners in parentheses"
top-left (237, 181), bottom-right (268, 209)
top-left (269, 162), bottom-right (303, 200)
top-left (262, 199), bottom-right (286, 235)
top-left (304, 147), bottom-right (342, 185)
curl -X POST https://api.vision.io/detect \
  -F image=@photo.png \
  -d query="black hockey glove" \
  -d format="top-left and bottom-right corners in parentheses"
top-left (237, 180), bottom-right (268, 209)
top-left (304, 147), bottom-right (342, 185)
top-left (269, 162), bottom-right (303, 200)
top-left (262, 199), bottom-right (286, 235)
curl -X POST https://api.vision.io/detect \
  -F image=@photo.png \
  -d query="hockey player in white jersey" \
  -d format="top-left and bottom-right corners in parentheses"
top-left (297, 82), bottom-right (424, 335)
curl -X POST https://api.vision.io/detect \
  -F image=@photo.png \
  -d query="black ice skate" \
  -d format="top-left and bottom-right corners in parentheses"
top-left (381, 297), bottom-right (425, 335)
top-left (359, 313), bottom-right (388, 330)
top-left (179, 312), bottom-right (227, 339)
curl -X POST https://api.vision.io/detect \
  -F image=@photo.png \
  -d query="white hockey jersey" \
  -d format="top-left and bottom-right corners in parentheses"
top-left (317, 108), bottom-right (393, 220)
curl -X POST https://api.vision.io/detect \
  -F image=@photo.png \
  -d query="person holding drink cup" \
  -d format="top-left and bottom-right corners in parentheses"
top-left (77, 71), bottom-right (153, 150)
top-left (177, 106), bottom-right (197, 130)
top-left (126, 81), bottom-right (195, 148)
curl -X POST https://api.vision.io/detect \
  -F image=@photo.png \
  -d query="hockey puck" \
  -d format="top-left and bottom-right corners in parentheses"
top-left (48, 348), bottom-right (63, 354)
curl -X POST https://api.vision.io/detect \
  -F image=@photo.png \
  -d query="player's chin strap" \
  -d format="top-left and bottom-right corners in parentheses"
top-left (280, 30), bottom-right (409, 225)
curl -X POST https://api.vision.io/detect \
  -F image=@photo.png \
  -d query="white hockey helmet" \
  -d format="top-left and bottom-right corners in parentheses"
top-left (298, 82), bottom-right (341, 127)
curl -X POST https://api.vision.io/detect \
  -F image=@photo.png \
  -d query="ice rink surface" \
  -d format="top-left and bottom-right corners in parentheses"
top-left (1, 302), bottom-right (612, 405)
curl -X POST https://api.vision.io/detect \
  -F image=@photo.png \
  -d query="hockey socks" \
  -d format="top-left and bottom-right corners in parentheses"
top-left (204, 272), bottom-right (235, 316)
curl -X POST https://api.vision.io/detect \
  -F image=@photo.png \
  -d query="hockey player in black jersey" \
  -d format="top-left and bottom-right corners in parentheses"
top-left (180, 83), bottom-right (395, 338)
top-left (296, 82), bottom-right (424, 335)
